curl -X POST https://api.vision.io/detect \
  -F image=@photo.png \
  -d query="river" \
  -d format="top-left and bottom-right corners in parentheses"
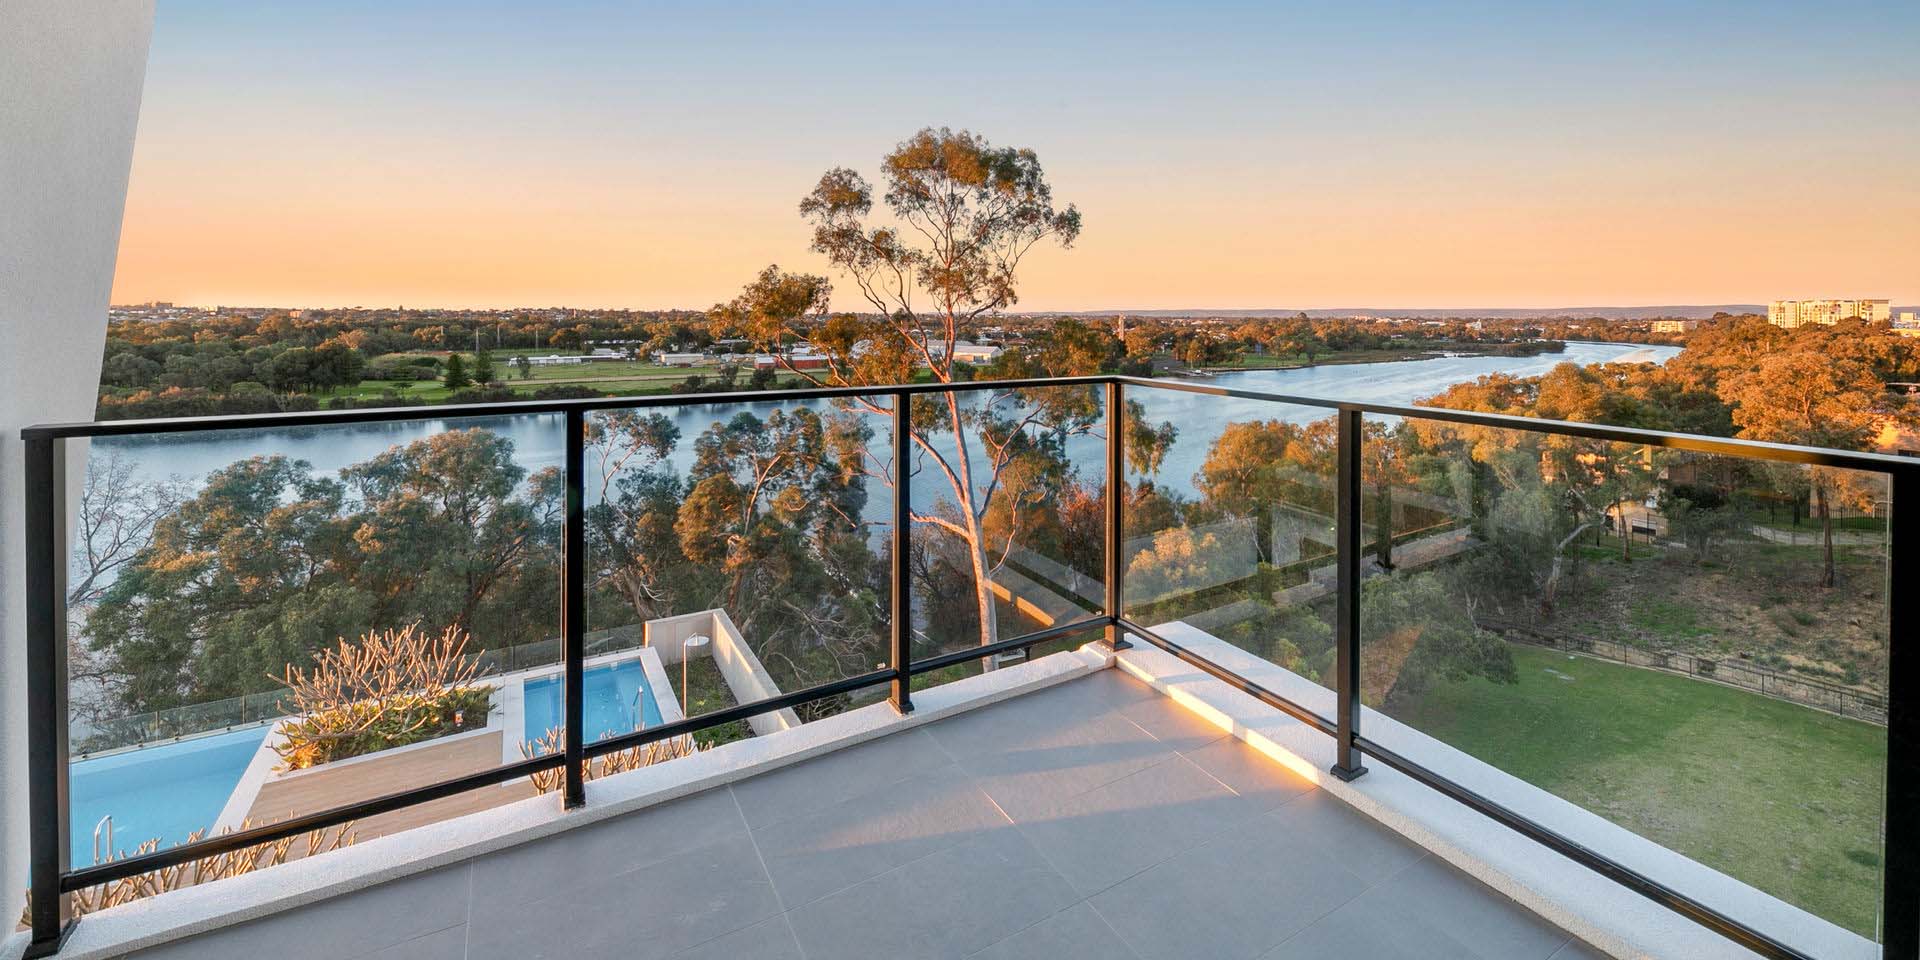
top-left (92, 340), bottom-right (1678, 513)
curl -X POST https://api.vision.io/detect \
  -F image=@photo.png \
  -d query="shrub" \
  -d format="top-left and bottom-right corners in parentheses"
top-left (271, 625), bottom-right (493, 770)
top-left (22, 820), bottom-right (355, 922)
top-left (518, 728), bottom-right (706, 794)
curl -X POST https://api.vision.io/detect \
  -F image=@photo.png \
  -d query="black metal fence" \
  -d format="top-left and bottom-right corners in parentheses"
top-left (1493, 625), bottom-right (1890, 725)
top-left (20, 374), bottom-right (1919, 960)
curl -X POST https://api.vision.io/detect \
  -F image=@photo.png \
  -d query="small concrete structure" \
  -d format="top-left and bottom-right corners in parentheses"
top-left (644, 609), bottom-right (801, 737)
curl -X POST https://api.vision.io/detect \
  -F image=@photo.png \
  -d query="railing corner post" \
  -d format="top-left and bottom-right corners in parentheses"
top-left (1331, 407), bottom-right (1367, 783)
top-left (1105, 379), bottom-right (1131, 651)
top-left (561, 409), bottom-right (587, 808)
top-left (890, 392), bottom-right (914, 714)
top-left (25, 435), bottom-right (74, 957)
top-left (1882, 466), bottom-right (1918, 958)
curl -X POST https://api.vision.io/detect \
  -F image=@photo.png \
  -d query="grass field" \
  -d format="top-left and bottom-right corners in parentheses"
top-left (327, 363), bottom-right (811, 403)
top-left (1393, 644), bottom-right (1887, 936)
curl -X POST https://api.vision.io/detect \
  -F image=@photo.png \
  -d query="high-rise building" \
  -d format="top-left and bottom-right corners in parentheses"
top-left (1767, 298), bottom-right (1892, 328)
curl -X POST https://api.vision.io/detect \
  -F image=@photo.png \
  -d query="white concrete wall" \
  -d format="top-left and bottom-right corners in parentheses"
top-left (0, 0), bottom-right (155, 925)
top-left (643, 609), bottom-right (801, 737)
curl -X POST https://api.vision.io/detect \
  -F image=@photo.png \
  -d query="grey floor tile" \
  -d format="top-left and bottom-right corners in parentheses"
top-left (1352, 855), bottom-right (1570, 959)
top-left (1117, 692), bottom-right (1229, 752)
top-left (787, 827), bottom-right (1080, 960)
top-left (1015, 753), bottom-right (1257, 896)
top-left (752, 763), bottom-right (1010, 908)
top-left (1089, 813), bottom-right (1372, 960)
top-left (940, 711), bottom-right (1181, 820)
top-left (1180, 737), bottom-right (1315, 813)
top-left (926, 671), bottom-right (1158, 764)
top-left (1260, 901), bottom-right (1483, 960)
top-left (467, 786), bottom-right (747, 921)
top-left (1547, 938), bottom-right (1611, 959)
top-left (731, 728), bottom-right (953, 830)
top-left (122, 865), bottom-right (472, 960)
top-left (672, 915), bottom-right (805, 960)
top-left (1263, 789), bottom-right (1426, 885)
top-left (967, 902), bottom-right (1143, 960)
top-left (466, 835), bottom-right (780, 959)
top-left (357, 923), bottom-right (469, 960)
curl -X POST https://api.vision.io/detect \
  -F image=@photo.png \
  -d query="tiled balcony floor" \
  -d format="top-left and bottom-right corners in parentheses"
top-left (121, 668), bottom-right (1605, 960)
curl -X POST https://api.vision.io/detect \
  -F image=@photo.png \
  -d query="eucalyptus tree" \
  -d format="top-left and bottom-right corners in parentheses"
top-left (711, 127), bottom-right (1091, 655)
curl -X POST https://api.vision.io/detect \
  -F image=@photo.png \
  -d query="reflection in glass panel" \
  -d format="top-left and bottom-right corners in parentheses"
top-left (1366, 414), bottom-right (1889, 938)
top-left (1120, 389), bottom-right (1341, 689)
top-left (584, 397), bottom-right (892, 747)
top-left (906, 382), bottom-right (1109, 690)
top-left (67, 415), bottom-right (563, 879)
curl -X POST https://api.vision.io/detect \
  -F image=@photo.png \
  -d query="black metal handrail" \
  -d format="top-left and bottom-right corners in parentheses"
top-left (18, 374), bottom-right (1917, 960)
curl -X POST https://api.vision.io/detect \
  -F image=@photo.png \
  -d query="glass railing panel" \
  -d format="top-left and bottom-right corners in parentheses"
top-left (1365, 413), bottom-right (1890, 940)
top-left (905, 382), bottom-right (1109, 690)
top-left (67, 414), bottom-right (564, 885)
top-left (1120, 386), bottom-right (1341, 693)
top-left (583, 396), bottom-right (893, 747)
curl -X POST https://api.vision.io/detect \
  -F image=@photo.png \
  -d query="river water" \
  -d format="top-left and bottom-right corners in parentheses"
top-left (93, 340), bottom-right (1677, 512)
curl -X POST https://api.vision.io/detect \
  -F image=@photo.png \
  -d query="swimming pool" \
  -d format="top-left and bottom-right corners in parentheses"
top-left (522, 659), bottom-right (664, 750)
top-left (69, 725), bottom-right (268, 865)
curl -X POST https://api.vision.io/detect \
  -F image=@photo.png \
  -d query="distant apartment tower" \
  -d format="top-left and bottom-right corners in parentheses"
top-left (1650, 319), bottom-right (1698, 334)
top-left (1895, 311), bottom-right (1920, 339)
top-left (1767, 298), bottom-right (1892, 329)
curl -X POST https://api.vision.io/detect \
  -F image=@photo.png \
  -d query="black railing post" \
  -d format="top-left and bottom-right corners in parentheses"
top-left (1330, 407), bottom-right (1366, 782)
top-left (561, 409), bottom-right (587, 808)
top-left (1883, 466), bottom-right (1917, 957)
top-left (890, 392), bottom-right (914, 713)
top-left (25, 436), bottom-right (73, 957)
top-left (1105, 380), bottom-right (1131, 650)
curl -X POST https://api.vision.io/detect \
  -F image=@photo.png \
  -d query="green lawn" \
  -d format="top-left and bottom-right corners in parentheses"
top-left (1394, 644), bottom-right (1887, 936)
top-left (324, 367), bottom-right (812, 404)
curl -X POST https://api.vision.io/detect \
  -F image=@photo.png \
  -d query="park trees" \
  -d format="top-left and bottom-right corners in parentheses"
top-left (85, 432), bottom-right (563, 714)
top-left (443, 353), bottom-right (471, 391)
top-left (1722, 352), bottom-right (1898, 587)
top-left (1411, 365), bottom-right (1660, 613)
top-left (711, 127), bottom-right (1091, 656)
top-left (89, 456), bottom-right (359, 710)
top-left (583, 407), bottom-right (885, 688)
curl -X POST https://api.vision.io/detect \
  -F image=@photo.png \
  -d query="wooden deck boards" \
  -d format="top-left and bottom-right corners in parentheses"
top-left (244, 730), bottom-right (542, 853)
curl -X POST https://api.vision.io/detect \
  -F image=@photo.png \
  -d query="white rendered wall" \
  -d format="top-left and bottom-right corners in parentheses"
top-left (0, 0), bottom-right (154, 927)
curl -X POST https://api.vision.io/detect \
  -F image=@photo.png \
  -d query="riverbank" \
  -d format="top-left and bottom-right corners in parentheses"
top-left (1185, 339), bottom-right (1568, 375)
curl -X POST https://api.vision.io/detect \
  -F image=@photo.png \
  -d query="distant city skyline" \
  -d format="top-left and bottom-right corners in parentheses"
top-left (109, 2), bottom-right (1920, 310)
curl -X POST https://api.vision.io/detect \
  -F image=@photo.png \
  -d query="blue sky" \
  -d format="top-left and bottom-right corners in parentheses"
top-left (114, 1), bottom-right (1920, 309)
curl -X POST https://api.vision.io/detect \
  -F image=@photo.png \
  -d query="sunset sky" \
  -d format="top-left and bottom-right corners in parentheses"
top-left (111, 1), bottom-right (1919, 311)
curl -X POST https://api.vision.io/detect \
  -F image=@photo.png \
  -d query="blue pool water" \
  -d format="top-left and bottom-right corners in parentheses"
top-left (69, 725), bottom-right (268, 865)
top-left (523, 659), bottom-right (664, 750)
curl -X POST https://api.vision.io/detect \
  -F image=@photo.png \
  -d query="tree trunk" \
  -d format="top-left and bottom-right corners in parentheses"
top-left (941, 391), bottom-right (1001, 668)
top-left (1375, 482), bottom-right (1394, 571)
top-left (1618, 498), bottom-right (1630, 562)
top-left (1817, 483), bottom-right (1835, 588)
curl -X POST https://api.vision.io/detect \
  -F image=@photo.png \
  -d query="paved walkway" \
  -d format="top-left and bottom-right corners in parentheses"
top-left (122, 669), bottom-right (1601, 960)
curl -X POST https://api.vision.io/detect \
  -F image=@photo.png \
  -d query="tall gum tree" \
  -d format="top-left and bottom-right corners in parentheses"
top-left (1723, 352), bottom-right (1900, 588)
top-left (712, 128), bottom-right (1085, 657)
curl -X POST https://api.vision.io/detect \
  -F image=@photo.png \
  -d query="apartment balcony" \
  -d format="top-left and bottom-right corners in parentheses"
top-left (7, 376), bottom-right (1915, 960)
